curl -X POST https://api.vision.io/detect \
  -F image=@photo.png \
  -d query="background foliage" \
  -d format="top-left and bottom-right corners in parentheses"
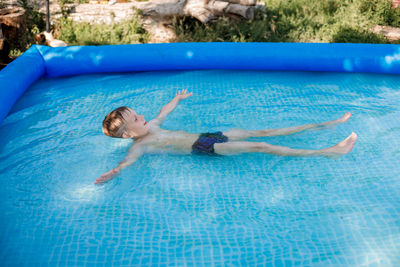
top-left (6, 0), bottom-right (46, 57)
top-left (55, 14), bottom-right (148, 46)
top-left (173, 0), bottom-right (400, 43)
top-left (5, 0), bottom-right (400, 58)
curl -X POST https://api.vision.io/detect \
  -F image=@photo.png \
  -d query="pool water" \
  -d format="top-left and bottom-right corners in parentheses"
top-left (0, 70), bottom-right (399, 266)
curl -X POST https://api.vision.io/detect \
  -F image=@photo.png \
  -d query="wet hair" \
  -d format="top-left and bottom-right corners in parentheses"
top-left (102, 106), bottom-right (130, 138)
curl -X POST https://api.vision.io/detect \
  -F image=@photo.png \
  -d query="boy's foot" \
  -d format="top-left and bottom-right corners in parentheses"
top-left (336, 112), bottom-right (351, 123)
top-left (323, 132), bottom-right (357, 157)
top-left (316, 112), bottom-right (351, 129)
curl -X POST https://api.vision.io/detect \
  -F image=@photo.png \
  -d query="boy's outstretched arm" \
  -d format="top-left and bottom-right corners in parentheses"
top-left (152, 89), bottom-right (192, 125)
top-left (95, 146), bottom-right (144, 184)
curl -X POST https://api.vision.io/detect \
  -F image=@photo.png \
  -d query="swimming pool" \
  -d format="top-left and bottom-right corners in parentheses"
top-left (0, 43), bottom-right (400, 266)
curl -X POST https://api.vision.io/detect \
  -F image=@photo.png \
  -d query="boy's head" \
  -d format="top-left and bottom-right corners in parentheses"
top-left (102, 107), bottom-right (148, 138)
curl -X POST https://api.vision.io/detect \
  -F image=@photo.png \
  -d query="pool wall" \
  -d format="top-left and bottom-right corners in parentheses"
top-left (1, 42), bottom-right (400, 124)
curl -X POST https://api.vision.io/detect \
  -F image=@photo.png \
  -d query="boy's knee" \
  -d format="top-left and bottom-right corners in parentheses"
top-left (227, 128), bottom-right (244, 135)
top-left (254, 142), bottom-right (270, 152)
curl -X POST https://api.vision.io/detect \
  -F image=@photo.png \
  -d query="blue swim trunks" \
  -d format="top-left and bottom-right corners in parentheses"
top-left (192, 131), bottom-right (228, 155)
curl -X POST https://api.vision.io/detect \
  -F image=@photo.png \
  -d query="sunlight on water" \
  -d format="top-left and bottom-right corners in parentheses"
top-left (62, 184), bottom-right (103, 203)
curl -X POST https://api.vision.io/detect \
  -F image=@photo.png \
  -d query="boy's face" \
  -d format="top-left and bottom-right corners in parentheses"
top-left (121, 108), bottom-right (149, 138)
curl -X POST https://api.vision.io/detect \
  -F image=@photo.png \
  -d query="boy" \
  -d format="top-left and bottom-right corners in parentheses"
top-left (96, 90), bottom-right (357, 184)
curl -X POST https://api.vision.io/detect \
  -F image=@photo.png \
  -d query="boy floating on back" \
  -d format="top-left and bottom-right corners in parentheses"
top-left (96, 90), bottom-right (357, 184)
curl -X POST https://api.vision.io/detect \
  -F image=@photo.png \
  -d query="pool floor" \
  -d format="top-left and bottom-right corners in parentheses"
top-left (0, 70), bottom-right (399, 266)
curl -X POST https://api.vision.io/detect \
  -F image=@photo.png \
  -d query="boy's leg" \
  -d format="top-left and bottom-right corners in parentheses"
top-left (214, 132), bottom-right (357, 157)
top-left (224, 112), bottom-right (351, 141)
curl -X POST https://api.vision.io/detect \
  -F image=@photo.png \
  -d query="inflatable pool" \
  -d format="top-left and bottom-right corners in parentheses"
top-left (1, 42), bottom-right (400, 124)
top-left (1, 43), bottom-right (400, 266)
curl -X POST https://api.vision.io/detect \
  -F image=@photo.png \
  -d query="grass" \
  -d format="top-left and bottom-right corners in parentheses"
top-left (173, 0), bottom-right (400, 43)
top-left (55, 15), bottom-right (149, 45)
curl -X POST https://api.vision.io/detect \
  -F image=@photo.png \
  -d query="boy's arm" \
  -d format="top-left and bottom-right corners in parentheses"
top-left (95, 145), bottom-right (144, 184)
top-left (152, 90), bottom-right (192, 125)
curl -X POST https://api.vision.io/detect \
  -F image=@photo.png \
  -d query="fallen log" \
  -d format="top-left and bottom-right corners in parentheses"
top-left (137, 0), bottom-right (256, 24)
top-left (218, 0), bottom-right (257, 6)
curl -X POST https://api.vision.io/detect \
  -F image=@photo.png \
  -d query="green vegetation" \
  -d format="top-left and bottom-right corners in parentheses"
top-left (174, 0), bottom-right (400, 43)
top-left (4, 0), bottom-right (400, 59)
top-left (7, 0), bottom-right (46, 57)
top-left (360, 0), bottom-right (400, 26)
top-left (55, 15), bottom-right (148, 45)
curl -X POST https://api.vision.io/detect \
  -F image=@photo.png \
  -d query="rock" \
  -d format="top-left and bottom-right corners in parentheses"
top-left (372, 25), bottom-right (400, 41)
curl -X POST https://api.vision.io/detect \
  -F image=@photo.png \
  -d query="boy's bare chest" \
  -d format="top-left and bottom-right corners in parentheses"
top-left (140, 130), bottom-right (199, 153)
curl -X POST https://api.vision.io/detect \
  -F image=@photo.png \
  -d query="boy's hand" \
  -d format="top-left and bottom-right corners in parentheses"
top-left (175, 89), bottom-right (192, 100)
top-left (95, 168), bottom-right (120, 184)
top-left (154, 89), bottom-right (192, 125)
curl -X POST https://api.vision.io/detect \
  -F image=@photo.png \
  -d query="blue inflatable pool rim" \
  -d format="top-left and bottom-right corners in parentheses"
top-left (1, 42), bottom-right (400, 124)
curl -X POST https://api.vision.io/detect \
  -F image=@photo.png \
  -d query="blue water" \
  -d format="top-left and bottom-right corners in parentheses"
top-left (0, 70), bottom-right (399, 266)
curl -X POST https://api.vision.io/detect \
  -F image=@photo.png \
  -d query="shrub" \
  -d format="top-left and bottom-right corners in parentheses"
top-left (359, 0), bottom-right (400, 27)
top-left (55, 15), bottom-right (148, 45)
top-left (173, 10), bottom-right (275, 42)
top-left (332, 26), bottom-right (388, 43)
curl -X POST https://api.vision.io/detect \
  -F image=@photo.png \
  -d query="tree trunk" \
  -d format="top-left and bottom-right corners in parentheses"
top-left (0, 6), bottom-right (27, 67)
top-left (0, 7), bottom-right (26, 46)
top-left (0, 7), bottom-right (26, 27)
